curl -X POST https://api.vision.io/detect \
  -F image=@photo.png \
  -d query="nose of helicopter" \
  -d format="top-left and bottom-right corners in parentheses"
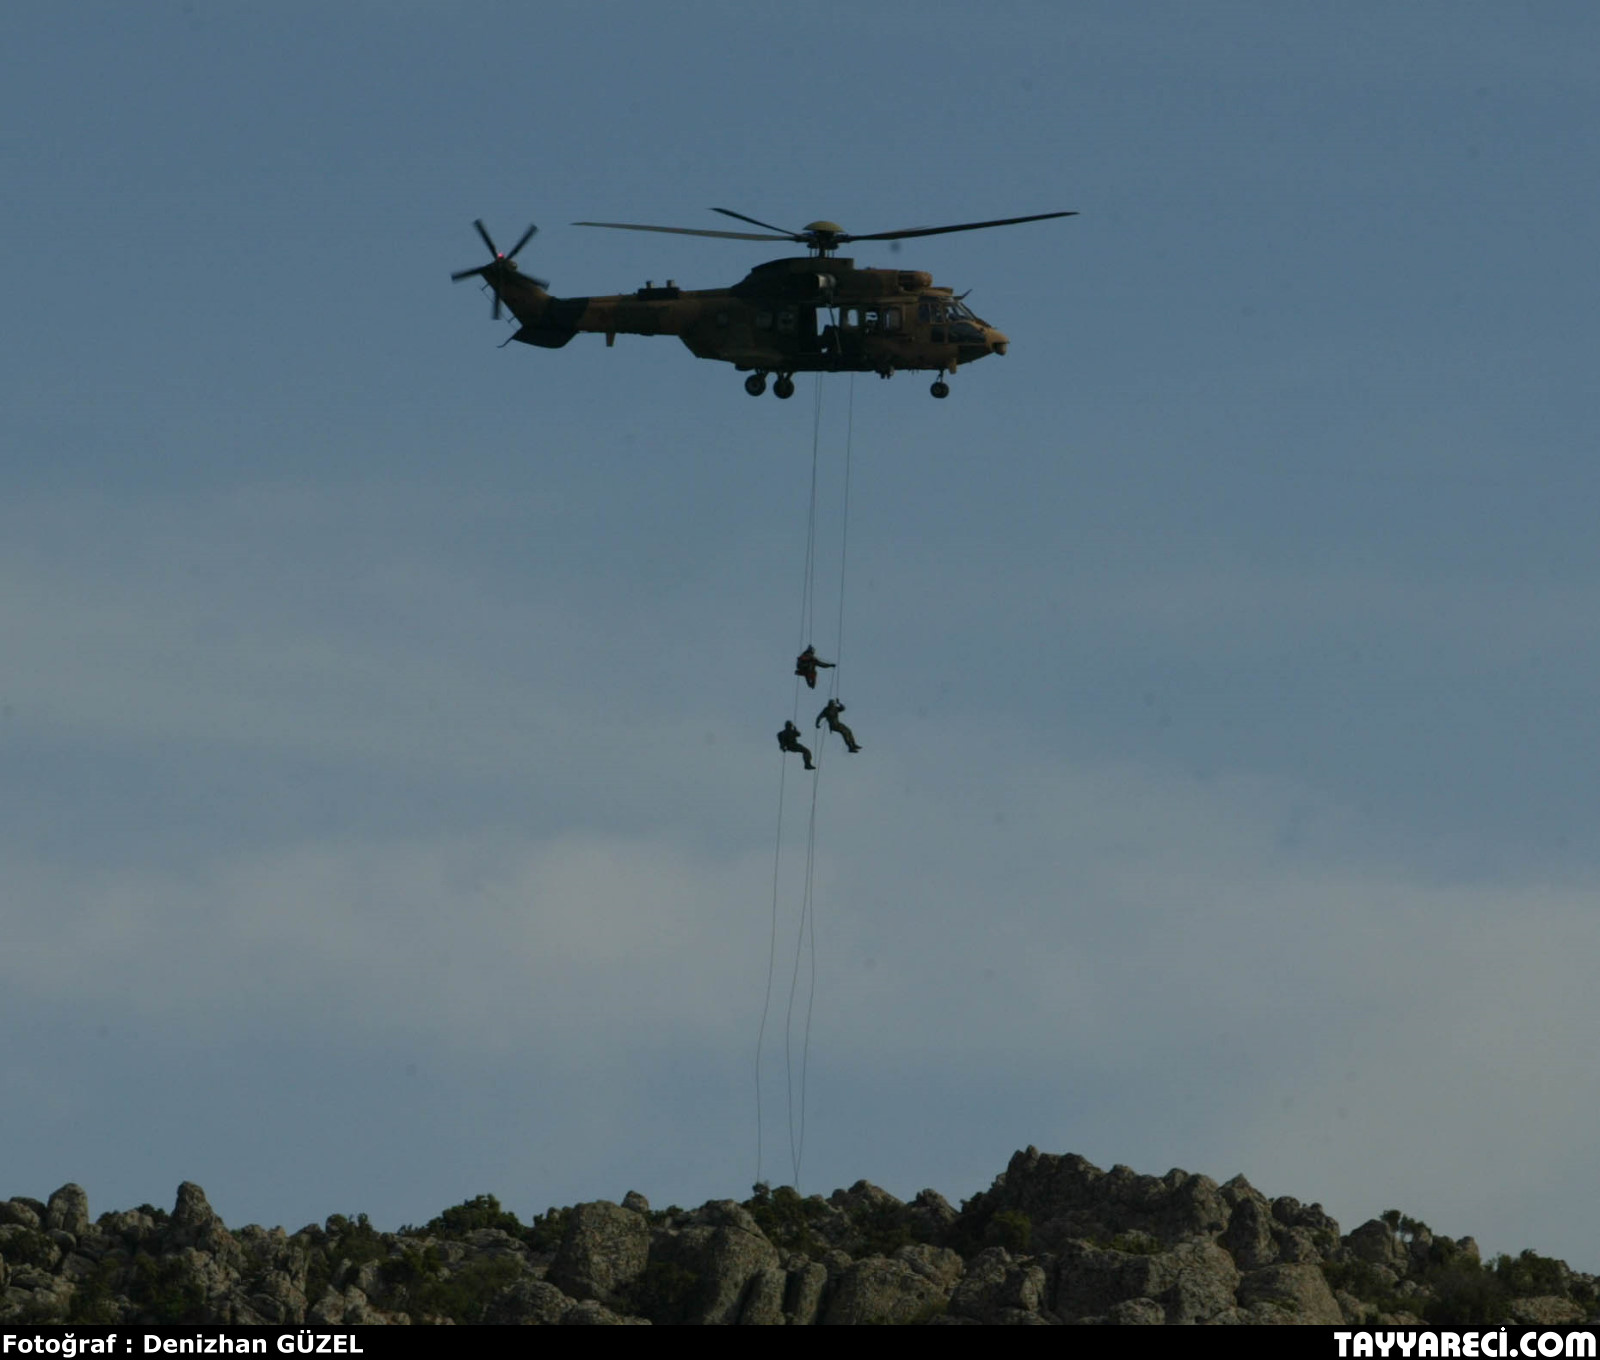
top-left (989, 329), bottom-right (1009, 356)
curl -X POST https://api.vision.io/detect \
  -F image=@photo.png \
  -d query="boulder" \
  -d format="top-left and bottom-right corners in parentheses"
top-left (823, 1256), bottom-right (950, 1325)
top-left (967, 1148), bottom-right (1231, 1253)
top-left (894, 1243), bottom-right (966, 1291)
top-left (548, 1201), bottom-right (650, 1307)
top-left (645, 1204), bottom-right (781, 1324)
top-left (169, 1183), bottom-right (235, 1260)
top-left (1220, 1191), bottom-right (1278, 1270)
top-left (46, 1185), bottom-right (91, 1239)
top-left (483, 1278), bottom-right (575, 1325)
top-left (948, 1246), bottom-right (1048, 1323)
top-left (1273, 1226), bottom-right (1325, 1263)
top-left (1236, 1262), bottom-right (1344, 1324)
top-left (246, 1269), bottom-right (307, 1324)
top-left (1105, 1296), bottom-right (1167, 1325)
top-left (1508, 1296), bottom-right (1589, 1326)
top-left (736, 1266), bottom-right (788, 1325)
top-left (907, 1189), bottom-right (958, 1241)
top-left (783, 1259), bottom-right (828, 1326)
top-left (0, 1202), bottom-right (40, 1230)
top-left (561, 1298), bottom-right (650, 1324)
top-left (1346, 1219), bottom-right (1405, 1267)
top-left (1054, 1237), bottom-right (1239, 1324)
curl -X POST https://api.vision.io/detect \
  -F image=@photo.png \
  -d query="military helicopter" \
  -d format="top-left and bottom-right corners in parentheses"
top-left (451, 209), bottom-right (1075, 398)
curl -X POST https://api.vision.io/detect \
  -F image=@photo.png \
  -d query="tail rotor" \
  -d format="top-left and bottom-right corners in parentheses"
top-left (451, 220), bottom-right (547, 319)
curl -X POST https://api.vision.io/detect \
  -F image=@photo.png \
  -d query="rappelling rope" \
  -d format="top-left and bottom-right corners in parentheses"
top-left (828, 373), bottom-right (855, 703)
top-left (800, 374), bottom-right (825, 654)
top-left (785, 372), bottom-right (828, 1189)
top-left (757, 368), bottom-right (827, 1191)
top-left (755, 748), bottom-right (786, 1190)
top-left (757, 362), bottom-right (856, 1192)
top-left (792, 370), bottom-right (855, 1184)
top-left (787, 746), bottom-right (821, 1187)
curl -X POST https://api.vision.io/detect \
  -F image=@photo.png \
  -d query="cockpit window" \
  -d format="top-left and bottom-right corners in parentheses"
top-left (921, 296), bottom-right (976, 324)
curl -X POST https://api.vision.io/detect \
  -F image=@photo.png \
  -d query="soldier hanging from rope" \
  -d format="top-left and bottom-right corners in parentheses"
top-left (816, 698), bottom-right (862, 754)
top-left (794, 645), bottom-right (835, 690)
top-left (777, 720), bottom-right (816, 770)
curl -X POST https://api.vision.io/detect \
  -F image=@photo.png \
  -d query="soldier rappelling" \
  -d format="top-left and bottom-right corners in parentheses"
top-left (777, 720), bottom-right (816, 770)
top-left (794, 645), bottom-right (835, 690)
top-left (815, 698), bottom-right (861, 753)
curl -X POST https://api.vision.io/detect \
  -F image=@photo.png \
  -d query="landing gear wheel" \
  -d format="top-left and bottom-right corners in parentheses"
top-left (773, 375), bottom-right (796, 400)
top-left (744, 373), bottom-right (767, 397)
top-left (930, 380), bottom-right (950, 399)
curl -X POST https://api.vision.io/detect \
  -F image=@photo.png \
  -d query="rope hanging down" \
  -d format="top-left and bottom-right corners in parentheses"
top-left (755, 369), bottom-right (855, 1192)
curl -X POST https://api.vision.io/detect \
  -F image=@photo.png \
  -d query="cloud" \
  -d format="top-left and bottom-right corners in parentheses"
top-left (3, 479), bottom-right (1596, 1265)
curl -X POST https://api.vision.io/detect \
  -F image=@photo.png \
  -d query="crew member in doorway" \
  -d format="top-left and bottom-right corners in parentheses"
top-left (795, 645), bottom-right (835, 690)
top-left (778, 720), bottom-right (816, 770)
top-left (816, 698), bottom-right (861, 753)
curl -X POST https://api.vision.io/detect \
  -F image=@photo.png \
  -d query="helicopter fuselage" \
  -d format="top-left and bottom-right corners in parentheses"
top-left (481, 255), bottom-right (1010, 392)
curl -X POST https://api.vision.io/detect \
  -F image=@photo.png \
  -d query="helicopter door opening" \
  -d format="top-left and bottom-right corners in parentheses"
top-left (831, 307), bottom-right (865, 361)
top-left (796, 306), bottom-right (823, 354)
top-left (777, 305), bottom-right (823, 353)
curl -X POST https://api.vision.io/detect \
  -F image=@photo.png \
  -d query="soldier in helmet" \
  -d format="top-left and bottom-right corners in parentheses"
top-left (794, 645), bottom-right (835, 690)
top-left (777, 720), bottom-right (816, 770)
top-left (815, 698), bottom-right (861, 753)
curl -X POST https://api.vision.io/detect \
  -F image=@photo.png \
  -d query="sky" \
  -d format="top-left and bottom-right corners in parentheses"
top-left (4, 1), bottom-right (1599, 1271)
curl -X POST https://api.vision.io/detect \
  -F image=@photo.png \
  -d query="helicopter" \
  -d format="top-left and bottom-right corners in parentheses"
top-left (451, 209), bottom-right (1075, 398)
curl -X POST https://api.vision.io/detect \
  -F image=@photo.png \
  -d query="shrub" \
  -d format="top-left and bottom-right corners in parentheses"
top-left (405, 1253), bottom-right (525, 1323)
top-left (1424, 1262), bottom-right (1508, 1327)
top-left (989, 1210), bottom-right (1034, 1254)
top-left (125, 1254), bottom-right (209, 1324)
top-left (1495, 1249), bottom-right (1567, 1298)
top-left (1106, 1229), bottom-right (1160, 1256)
top-left (424, 1194), bottom-right (525, 1239)
top-left (743, 1184), bottom-right (830, 1256)
top-left (1319, 1259), bottom-right (1409, 1317)
top-left (526, 1206), bottom-right (569, 1253)
top-left (849, 1198), bottom-right (915, 1257)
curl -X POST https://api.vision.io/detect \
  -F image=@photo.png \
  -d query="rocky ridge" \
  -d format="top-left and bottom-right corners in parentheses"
top-left (2, 1148), bottom-right (1594, 1325)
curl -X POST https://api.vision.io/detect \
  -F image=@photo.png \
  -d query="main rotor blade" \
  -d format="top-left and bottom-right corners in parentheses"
top-left (573, 220), bottom-right (792, 242)
top-left (451, 265), bottom-right (490, 281)
top-left (847, 211), bottom-right (1078, 243)
top-left (473, 219), bottom-right (500, 257)
top-left (711, 207), bottom-right (800, 237)
top-left (506, 223), bottom-right (538, 259)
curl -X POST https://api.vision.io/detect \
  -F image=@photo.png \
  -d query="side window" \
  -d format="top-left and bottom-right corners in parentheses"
top-left (917, 302), bottom-right (931, 323)
top-left (755, 311), bottom-right (774, 331)
top-left (844, 308), bottom-right (861, 328)
top-left (882, 307), bottom-right (901, 333)
top-left (777, 307), bottom-right (796, 335)
top-left (864, 309), bottom-right (880, 330)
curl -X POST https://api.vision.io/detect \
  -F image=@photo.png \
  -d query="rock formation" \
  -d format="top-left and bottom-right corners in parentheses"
top-left (1, 1151), bottom-right (1594, 1325)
